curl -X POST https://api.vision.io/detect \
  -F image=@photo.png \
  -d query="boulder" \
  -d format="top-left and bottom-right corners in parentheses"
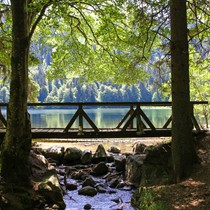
top-left (125, 154), bottom-right (146, 187)
top-left (81, 150), bottom-right (92, 165)
top-left (133, 143), bottom-right (147, 154)
top-left (109, 178), bottom-right (120, 188)
top-left (65, 180), bottom-right (78, 191)
top-left (63, 147), bottom-right (82, 164)
top-left (114, 155), bottom-right (126, 172)
top-left (108, 146), bottom-right (121, 153)
top-left (141, 142), bottom-right (173, 186)
top-left (92, 162), bottom-right (108, 176)
top-left (36, 169), bottom-right (66, 209)
top-left (35, 146), bottom-right (65, 164)
top-left (71, 170), bottom-right (88, 181)
top-left (84, 204), bottom-right (92, 209)
top-left (96, 185), bottom-right (106, 193)
top-left (78, 186), bottom-right (97, 197)
top-left (93, 144), bottom-right (107, 163)
top-left (29, 151), bottom-right (49, 179)
top-left (82, 177), bottom-right (96, 187)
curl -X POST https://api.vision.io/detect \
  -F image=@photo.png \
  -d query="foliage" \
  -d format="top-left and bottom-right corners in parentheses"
top-left (30, 0), bottom-right (153, 84)
top-left (0, 0), bottom-right (209, 119)
top-left (132, 187), bottom-right (170, 210)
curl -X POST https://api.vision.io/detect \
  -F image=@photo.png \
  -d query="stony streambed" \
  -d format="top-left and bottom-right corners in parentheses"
top-left (58, 164), bottom-right (135, 210)
top-left (52, 144), bottom-right (136, 210)
top-left (33, 137), bottom-right (170, 210)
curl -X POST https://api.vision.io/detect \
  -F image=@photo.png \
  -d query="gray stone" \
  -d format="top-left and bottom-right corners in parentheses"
top-left (108, 146), bottom-right (121, 153)
top-left (141, 142), bottom-right (173, 186)
top-left (29, 151), bottom-right (49, 179)
top-left (78, 186), bottom-right (97, 197)
top-left (84, 204), bottom-right (92, 209)
top-left (82, 177), bottom-right (96, 187)
top-left (63, 147), bottom-right (82, 164)
top-left (71, 170), bottom-right (88, 180)
top-left (96, 185), bottom-right (106, 193)
top-left (125, 154), bottom-right (146, 187)
top-left (133, 143), bottom-right (147, 154)
top-left (109, 178), bottom-right (120, 188)
top-left (66, 182), bottom-right (77, 191)
top-left (35, 146), bottom-right (65, 163)
top-left (114, 155), bottom-right (126, 171)
top-left (81, 150), bottom-right (92, 165)
top-left (93, 144), bottom-right (107, 163)
top-left (37, 168), bottom-right (66, 209)
top-left (92, 162), bottom-right (108, 176)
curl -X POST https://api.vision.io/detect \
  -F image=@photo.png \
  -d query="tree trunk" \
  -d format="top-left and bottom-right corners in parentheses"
top-left (170, 0), bottom-right (197, 182)
top-left (1, 0), bottom-right (31, 187)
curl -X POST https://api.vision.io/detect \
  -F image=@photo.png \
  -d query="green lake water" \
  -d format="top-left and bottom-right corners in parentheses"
top-left (28, 107), bottom-right (172, 129)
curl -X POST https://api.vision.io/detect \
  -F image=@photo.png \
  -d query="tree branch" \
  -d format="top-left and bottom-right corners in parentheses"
top-left (29, 0), bottom-right (53, 42)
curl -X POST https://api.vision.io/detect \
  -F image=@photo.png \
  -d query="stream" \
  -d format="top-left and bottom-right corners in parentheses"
top-left (36, 138), bottom-right (167, 210)
top-left (62, 176), bottom-right (135, 210)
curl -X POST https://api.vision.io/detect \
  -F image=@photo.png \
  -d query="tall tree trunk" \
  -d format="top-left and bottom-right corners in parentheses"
top-left (1, 0), bottom-right (31, 187)
top-left (170, 0), bottom-right (196, 182)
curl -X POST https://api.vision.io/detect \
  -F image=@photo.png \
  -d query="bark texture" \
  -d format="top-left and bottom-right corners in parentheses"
top-left (170, 0), bottom-right (196, 182)
top-left (1, 0), bottom-right (32, 186)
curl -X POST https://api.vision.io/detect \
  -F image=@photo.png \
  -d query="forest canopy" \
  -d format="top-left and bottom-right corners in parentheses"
top-left (0, 0), bottom-right (209, 105)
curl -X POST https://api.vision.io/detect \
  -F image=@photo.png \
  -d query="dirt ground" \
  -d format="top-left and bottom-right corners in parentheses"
top-left (153, 131), bottom-right (210, 210)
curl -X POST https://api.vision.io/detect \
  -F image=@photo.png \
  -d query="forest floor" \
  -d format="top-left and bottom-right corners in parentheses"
top-left (151, 130), bottom-right (210, 210)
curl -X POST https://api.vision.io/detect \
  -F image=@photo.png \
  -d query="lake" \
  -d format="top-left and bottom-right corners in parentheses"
top-left (27, 107), bottom-right (172, 129)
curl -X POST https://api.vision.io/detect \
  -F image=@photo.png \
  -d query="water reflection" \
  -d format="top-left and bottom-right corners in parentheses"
top-left (29, 108), bottom-right (172, 129)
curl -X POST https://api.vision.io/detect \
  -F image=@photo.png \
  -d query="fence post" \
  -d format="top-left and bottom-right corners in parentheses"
top-left (78, 105), bottom-right (84, 135)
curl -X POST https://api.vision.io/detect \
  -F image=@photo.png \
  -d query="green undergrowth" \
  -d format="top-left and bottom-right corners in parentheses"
top-left (132, 187), bottom-right (170, 210)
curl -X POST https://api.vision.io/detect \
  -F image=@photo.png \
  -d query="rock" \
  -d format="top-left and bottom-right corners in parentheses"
top-left (66, 181), bottom-right (77, 191)
top-left (141, 142), bottom-right (173, 186)
top-left (35, 146), bottom-right (65, 163)
top-left (81, 150), bottom-right (92, 165)
top-left (125, 154), bottom-right (146, 187)
top-left (52, 204), bottom-right (60, 209)
top-left (78, 186), bottom-right (97, 197)
top-left (63, 147), bottom-right (82, 164)
top-left (93, 144), bottom-right (107, 163)
top-left (114, 155), bottom-right (126, 171)
top-left (84, 204), bottom-right (92, 209)
top-left (108, 146), bottom-right (121, 153)
top-left (111, 197), bottom-right (121, 203)
top-left (109, 178), bottom-right (120, 188)
top-left (29, 151), bottom-right (49, 179)
top-left (71, 170), bottom-right (88, 180)
top-left (133, 143), bottom-right (147, 154)
top-left (92, 162), bottom-right (108, 176)
top-left (82, 177), bottom-right (96, 187)
top-left (144, 142), bottom-right (171, 165)
top-left (36, 168), bottom-right (66, 209)
top-left (116, 181), bottom-right (126, 189)
top-left (96, 185), bottom-right (106, 193)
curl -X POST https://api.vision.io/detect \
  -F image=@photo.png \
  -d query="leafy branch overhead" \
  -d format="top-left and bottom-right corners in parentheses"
top-left (0, 0), bottom-right (209, 86)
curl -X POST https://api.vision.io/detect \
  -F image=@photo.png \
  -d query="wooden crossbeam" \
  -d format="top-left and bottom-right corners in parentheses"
top-left (121, 106), bottom-right (155, 133)
top-left (64, 109), bottom-right (80, 132)
top-left (64, 106), bottom-right (99, 133)
top-left (138, 108), bottom-right (156, 131)
top-left (0, 111), bottom-right (7, 127)
top-left (163, 115), bottom-right (172, 128)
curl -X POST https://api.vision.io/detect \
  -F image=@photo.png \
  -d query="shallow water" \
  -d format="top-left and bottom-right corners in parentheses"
top-left (37, 137), bottom-right (167, 210)
top-left (63, 176), bottom-right (135, 210)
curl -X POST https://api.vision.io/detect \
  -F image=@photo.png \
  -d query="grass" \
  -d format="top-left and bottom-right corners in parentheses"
top-left (132, 187), bottom-right (170, 210)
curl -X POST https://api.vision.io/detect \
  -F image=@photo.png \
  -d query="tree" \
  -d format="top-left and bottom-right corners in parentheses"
top-left (170, 0), bottom-right (197, 182)
top-left (0, 0), bottom-right (52, 187)
top-left (0, 0), bottom-right (209, 191)
top-left (1, 0), bottom-right (32, 186)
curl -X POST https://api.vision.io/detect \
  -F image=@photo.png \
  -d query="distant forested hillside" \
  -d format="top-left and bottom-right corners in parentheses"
top-left (0, 65), bottom-right (167, 103)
